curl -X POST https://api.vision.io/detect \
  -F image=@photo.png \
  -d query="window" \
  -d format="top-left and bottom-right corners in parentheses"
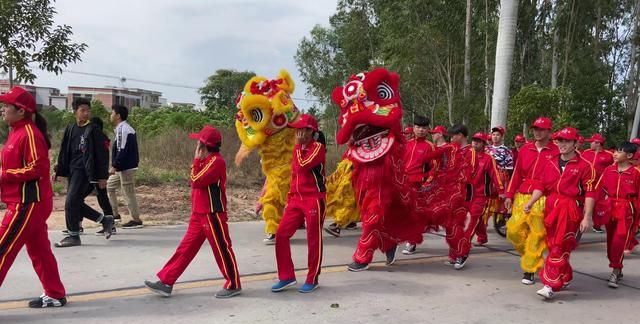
top-left (136, 99), bottom-right (141, 107)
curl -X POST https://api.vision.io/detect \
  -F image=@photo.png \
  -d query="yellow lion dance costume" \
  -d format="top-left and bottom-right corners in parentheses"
top-left (234, 69), bottom-right (300, 236)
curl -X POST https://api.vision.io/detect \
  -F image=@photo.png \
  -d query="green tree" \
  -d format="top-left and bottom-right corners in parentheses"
top-left (198, 69), bottom-right (256, 126)
top-left (0, 0), bottom-right (87, 86)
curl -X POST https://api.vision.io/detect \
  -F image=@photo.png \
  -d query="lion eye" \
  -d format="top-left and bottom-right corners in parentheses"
top-left (377, 82), bottom-right (394, 100)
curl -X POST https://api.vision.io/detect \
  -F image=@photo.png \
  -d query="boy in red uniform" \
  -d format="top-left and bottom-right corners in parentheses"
top-left (522, 127), bottom-right (596, 299)
top-left (592, 142), bottom-right (640, 288)
top-left (271, 114), bottom-right (326, 293)
top-left (504, 117), bottom-right (559, 285)
top-left (430, 125), bottom-right (448, 147)
top-left (402, 116), bottom-right (436, 255)
top-left (512, 134), bottom-right (526, 166)
top-left (462, 132), bottom-right (504, 255)
top-left (0, 87), bottom-right (67, 308)
top-left (145, 125), bottom-right (241, 298)
top-left (582, 133), bottom-right (614, 233)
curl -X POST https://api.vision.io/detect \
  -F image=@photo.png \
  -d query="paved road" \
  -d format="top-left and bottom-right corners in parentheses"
top-left (1, 221), bottom-right (639, 323)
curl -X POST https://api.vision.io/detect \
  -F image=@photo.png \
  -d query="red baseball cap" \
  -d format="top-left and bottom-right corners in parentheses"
top-left (530, 117), bottom-right (553, 130)
top-left (0, 86), bottom-right (36, 113)
top-left (632, 138), bottom-right (640, 146)
top-left (189, 125), bottom-right (222, 147)
top-left (491, 126), bottom-right (505, 135)
top-left (514, 134), bottom-right (526, 143)
top-left (429, 125), bottom-right (447, 135)
top-left (577, 135), bottom-right (585, 143)
top-left (288, 114), bottom-right (318, 132)
top-left (403, 126), bottom-right (413, 134)
top-left (472, 132), bottom-right (488, 141)
top-left (585, 133), bottom-right (605, 144)
top-left (554, 127), bottom-right (579, 141)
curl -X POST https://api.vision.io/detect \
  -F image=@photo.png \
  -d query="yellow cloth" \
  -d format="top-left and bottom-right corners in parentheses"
top-left (506, 193), bottom-right (547, 273)
top-left (326, 159), bottom-right (360, 227)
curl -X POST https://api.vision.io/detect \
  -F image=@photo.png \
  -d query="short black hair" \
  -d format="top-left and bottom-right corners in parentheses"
top-left (448, 124), bottom-right (468, 137)
top-left (414, 115), bottom-right (430, 127)
top-left (617, 141), bottom-right (637, 155)
top-left (91, 117), bottom-right (104, 130)
top-left (72, 97), bottom-right (91, 111)
top-left (206, 143), bottom-right (221, 153)
top-left (112, 105), bottom-right (129, 121)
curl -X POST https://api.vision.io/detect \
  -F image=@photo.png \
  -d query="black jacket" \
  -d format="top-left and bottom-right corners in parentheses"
top-left (56, 122), bottom-right (109, 181)
top-left (111, 121), bottom-right (139, 171)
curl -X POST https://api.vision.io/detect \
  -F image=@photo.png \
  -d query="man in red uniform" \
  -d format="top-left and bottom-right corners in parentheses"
top-left (512, 134), bottom-right (526, 166)
top-left (271, 114), bottom-right (327, 293)
top-left (582, 133), bottom-right (614, 233)
top-left (0, 86), bottom-right (67, 308)
top-left (591, 141), bottom-right (640, 288)
top-left (403, 126), bottom-right (415, 141)
top-left (145, 125), bottom-right (241, 299)
top-left (430, 125), bottom-right (448, 147)
top-left (522, 127), bottom-right (596, 299)
top-left (505, 117), bottom-right (559, 285)
top-left (402, 116), bottom-right (436, 255)
top-left (462, 132), bottom-right (505, 255)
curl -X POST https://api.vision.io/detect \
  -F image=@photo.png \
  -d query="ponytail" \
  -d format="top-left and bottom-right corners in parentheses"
top-left (314, 130), bottom-right (327, 146)
top-left (33, 112), bottom-right (52, 149)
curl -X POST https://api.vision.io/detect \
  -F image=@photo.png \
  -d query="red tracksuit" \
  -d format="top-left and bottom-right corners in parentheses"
top-left (465, 151), bottom-right (504, 248)
top-left (580, 149), bottom-right (613, 228)
top-left (595, 164), bottom-right (640, 269)
top-left (404, 137), bottom-right (437, 185)
top-left (0, 118), bottom-right (65, 299)
top-left (506, 142), bottom-right (559, 199)
top-left (157, 153), bottom-right (241, 290)
top-left (276, 141), bottom-right (326, 284)
top-left (538, 154), bottom-right (596, 292)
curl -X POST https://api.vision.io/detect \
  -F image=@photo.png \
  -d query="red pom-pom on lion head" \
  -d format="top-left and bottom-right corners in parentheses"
top-left (332, 68), bottom-right (403, 163)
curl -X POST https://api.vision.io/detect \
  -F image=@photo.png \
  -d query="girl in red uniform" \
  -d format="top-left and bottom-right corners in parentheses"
top-left (0, 86), bottom-right (67, 308)
top-left (271, 114), bottom-right (326, 293)
top-left (145, 125), bottom-right (241, 298)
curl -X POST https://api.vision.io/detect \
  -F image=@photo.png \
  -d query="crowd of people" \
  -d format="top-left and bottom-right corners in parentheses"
top-left (0, 85), bottom-right (638, 309)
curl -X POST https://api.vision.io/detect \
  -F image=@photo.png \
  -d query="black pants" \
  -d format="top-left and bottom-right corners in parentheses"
top-left (94, 185), bottom-right (113, 217)
top-left (65, 169), bottom-right (104, 236)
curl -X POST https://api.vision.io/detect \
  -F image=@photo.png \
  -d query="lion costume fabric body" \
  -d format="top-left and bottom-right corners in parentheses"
top-left (234, 69), bottom-right (300, 235)
top-left (330, 68), bottom-right (433, 264)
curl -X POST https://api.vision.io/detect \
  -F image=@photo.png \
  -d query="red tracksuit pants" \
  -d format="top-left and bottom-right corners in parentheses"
top-left (539, 197), bottom-right (580, 292)
top-left (275, 196), bottom-right (326, 284)
top-left (445, 183), bottom-right (468, 261)
top-left (461, 196), bottom-right (489, 256)
top-left (606, 199), bottom-right (636, 269)
top-left (0, 200), bottom-right (66, 299)
top-left (157, 212), bottom-right (241, 290)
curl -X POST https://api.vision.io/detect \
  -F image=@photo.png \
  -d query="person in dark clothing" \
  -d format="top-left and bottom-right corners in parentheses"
top-left (91, 116), bottom-right (117, 236)
top-left (54, 98), bottom-right (114, 247)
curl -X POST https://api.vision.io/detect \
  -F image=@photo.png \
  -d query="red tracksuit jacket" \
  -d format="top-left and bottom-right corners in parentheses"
top-left (506, 141), bottom-right (559, 198)
top-left (595, 164), bottom-right (640, 201)
top-left (190, 152), bottom-right (227, 214)
top-left (537, 154), bottom-right (597, 202)
top-left (289, 141), bottom-right (326, 199)
top-left (1, 119), bottom-right (53, 204)
top-left (581, 149), bottom-right (614, 178)
top-left (404, 137), bottom-right (437, 183)
top-left (471, 151), bottom-right (505, 198)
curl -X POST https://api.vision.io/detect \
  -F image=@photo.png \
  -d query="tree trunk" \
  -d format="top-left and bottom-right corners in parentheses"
top-left (561, 0), bottom-right (577, 87)
top-left (551, 27), bottom-right (559, 89)
top-left (8, 66), bottom-right (13, 88)
top-left (484, 0), bottom-right (491, 122)
top-left (490, 0), bottom-right (519, 129)
top-left (627, 0), bottom-right (640, 134)
top-left (464, 0), bottom-right (472, 99)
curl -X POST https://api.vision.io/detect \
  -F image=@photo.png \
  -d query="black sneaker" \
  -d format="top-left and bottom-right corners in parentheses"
top-left (592, 226), bottom-right (604, 233)
top-left (386, 245), bottom-right (398, 265)
top-left (454, 256), bottom-right (468, 270)
top-left (347, 262), bottom-right (369, 272)
top-left (144, 280), bottom-right (173, 297)
top-left (114, 215), bottom-right (122, 223)
top-left (28, 294), bottom-right (67, 308)
top-left (324, 224), bottom-right (341, 237)
top-left (522, 272), bottom-right (535, 285)
top-left (101, 215), bottom-right (114, 239)
top-left (54, 235), bottom-right (81, 248)
top-left (263, 234), bottom-right (276, 245)
top-left (346, 222), bottom-right (357, 230)
top-left (61, 227), bottom-right (84, 235)
top-left (215, 288), bottom-right (242, 299)
top-left (95, 227), bottom-right (117, 236)
top-left (608, 270), bottom-right (621, 288)
top-left (122, 220), bottom-right (144, 229)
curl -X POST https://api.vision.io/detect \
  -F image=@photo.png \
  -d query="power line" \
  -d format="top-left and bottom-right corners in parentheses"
top-left (58, 69), bottom-right (322, 102)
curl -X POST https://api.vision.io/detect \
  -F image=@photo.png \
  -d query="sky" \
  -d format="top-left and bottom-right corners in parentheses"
top-left (28, 0), bottom-right (338, 110)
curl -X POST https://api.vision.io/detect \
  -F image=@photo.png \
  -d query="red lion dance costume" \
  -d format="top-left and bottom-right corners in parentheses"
top-left (331, 68), bottom-right (429, 270)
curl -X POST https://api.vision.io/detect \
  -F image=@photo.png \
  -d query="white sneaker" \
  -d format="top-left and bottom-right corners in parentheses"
top-left (521, 272), bottom-right (535, 285)
top-left (402, 243), bottom-right (417, 255)
top-left (536, 285), bottom-right (554, 299)
top-left (263, 234), bottom-right (276, 245)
